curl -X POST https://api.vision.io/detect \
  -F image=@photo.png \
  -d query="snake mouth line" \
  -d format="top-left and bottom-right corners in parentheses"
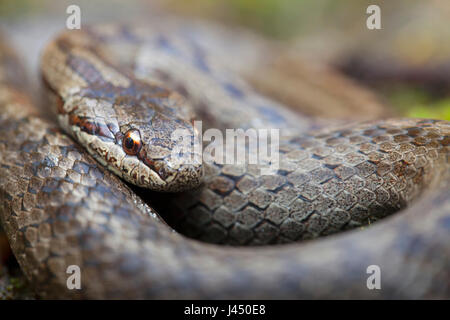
top-left (135, 147), bottom-right (171, 182)
top-left (66, 115), bottom-right (196, 191)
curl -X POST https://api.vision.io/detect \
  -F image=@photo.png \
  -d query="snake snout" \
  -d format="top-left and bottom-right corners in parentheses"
top-left (138, 153), bottom-right (204, 192)
top-left (134, 121), bottom-right (204, 192)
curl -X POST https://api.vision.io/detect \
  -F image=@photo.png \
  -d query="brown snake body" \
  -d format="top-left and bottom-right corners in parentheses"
top-left (0, 24), bottom-right (449, 299)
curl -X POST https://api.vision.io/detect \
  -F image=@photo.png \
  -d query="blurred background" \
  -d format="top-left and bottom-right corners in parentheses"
top-left (2, 0), bottom-right (450, 119)
top-left (1, 0), bottom-right (449, 299)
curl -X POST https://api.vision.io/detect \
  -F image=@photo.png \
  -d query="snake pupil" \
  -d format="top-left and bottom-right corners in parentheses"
top-left (125, 137), bottom-right (134, 149)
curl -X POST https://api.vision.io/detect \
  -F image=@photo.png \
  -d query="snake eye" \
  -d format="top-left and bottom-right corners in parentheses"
top-left (122, 129), bottom-right (142, 155)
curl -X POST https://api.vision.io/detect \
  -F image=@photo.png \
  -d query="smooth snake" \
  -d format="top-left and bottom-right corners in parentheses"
top-left (0, 24), bottom-right (449, 299)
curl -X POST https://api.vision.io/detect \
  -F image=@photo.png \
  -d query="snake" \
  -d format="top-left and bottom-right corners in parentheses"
top-left (0, 23), bottom-right (449, 299)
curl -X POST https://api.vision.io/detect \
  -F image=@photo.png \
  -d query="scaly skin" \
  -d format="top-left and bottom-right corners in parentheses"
top-left (0, 26), bottom-right (449, 298)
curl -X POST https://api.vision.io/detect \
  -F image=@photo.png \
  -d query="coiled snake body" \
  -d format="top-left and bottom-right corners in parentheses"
top-left (0, 24), bottom-right (449, 299)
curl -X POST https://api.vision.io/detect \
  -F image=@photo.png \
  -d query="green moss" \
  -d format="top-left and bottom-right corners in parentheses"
top-left (385, 87), bottom-right (450, 120)
top-left (406, 100), bottom-right (450, 120)
top-left (9, 276), bottom-right (25, 289)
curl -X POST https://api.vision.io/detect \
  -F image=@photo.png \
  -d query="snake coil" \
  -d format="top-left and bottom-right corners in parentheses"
top-left (0, 25), bottom-right (449, 299)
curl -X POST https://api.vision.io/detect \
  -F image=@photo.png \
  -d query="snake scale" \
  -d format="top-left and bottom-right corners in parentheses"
top-left (0, 23), bottom-right (449, 299)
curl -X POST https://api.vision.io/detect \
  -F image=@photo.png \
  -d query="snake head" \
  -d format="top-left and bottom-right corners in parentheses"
top-left (109, 95), bottom-right (203, 192)
top-left (118, 112), bottom-right (204, 192)
top-left (58, 85), bottom-right (203, 192)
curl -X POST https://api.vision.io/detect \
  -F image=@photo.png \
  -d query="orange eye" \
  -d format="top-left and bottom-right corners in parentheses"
top-left (122, 129), bottom-right (142, 155)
